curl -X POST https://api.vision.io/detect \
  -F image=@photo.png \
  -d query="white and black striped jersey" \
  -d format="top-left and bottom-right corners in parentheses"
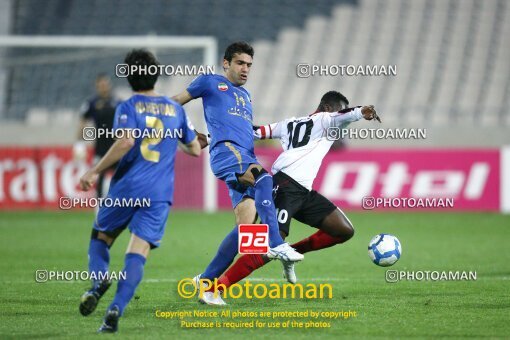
top-left (255, 107), bottom-right (363, 190)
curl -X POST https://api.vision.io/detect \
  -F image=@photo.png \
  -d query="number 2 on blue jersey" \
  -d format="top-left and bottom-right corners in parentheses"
top-left (141, 116), bottom-right (163, 162)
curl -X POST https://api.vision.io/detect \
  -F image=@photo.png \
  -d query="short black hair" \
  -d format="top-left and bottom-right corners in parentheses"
top-left (318, 91), bottom-right (349, 111)
top-left (223, 41), bottom-right (254, 62)
top-left (124, 49), bottom-right (159, 91)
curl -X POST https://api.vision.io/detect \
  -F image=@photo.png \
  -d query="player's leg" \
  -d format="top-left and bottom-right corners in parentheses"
top-left (216, 183), bottom-right (302, 289)
top-left (99, 233), bottom-right (150, 333)
top-left (237, 164), bottom-right (303, 262)
top-left (292, 191), bottom-right (352, 251)
top-left (80, 206), bottom-right (132, 316)
top-left (279, 207), bottom-right (352, 284)
top-left (234, 196), bottom-right (258, 225)
top-left (200, 197), bottom-right (256, 281)
top-left (200, 167), bottom-right (276, 288)
top-left (198, 146), bottom-right (300, 305)
top-left (80, 231), bottom-right (116, 316)
top-left (237, 164), bottom-right (283, 248)
top-left (276, 191), bottom-right (353, 283)
top-left (199, 145), bottom-right (259, 284)
top-left (201, 165), bottom-right (303, 303)
top-left (319, 207), bottom-right (354, 239)
top-left (89, 230), bottom-right (113, 281)
top-left (98, 202), bottom-right (169, 333)
top-left (198, 197), bottom-right (256, 305)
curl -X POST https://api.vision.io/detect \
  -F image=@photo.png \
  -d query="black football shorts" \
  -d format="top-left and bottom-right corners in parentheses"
top-left (272, 171), bottom-right (337, 236)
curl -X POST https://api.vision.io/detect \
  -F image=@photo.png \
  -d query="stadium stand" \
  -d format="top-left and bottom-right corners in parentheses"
top-left (0, 0), bottom-right (509, 147)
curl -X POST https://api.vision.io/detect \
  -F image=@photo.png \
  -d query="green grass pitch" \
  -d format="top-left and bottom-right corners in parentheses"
top-left (0, 211), bottom-right (509, 339)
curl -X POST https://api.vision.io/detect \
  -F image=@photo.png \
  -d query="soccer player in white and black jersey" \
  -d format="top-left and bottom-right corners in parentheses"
top-left (207, 91), bottom-right (378, 299)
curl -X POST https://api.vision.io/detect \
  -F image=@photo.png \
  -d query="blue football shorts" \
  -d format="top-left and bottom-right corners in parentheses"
top-left (93, 201), bottom-right (171, 248)
top-left (209, 141), bottom-right (258, 208)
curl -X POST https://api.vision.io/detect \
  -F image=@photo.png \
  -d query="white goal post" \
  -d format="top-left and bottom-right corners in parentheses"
top-left (0, 35), bottom-right (218, 212)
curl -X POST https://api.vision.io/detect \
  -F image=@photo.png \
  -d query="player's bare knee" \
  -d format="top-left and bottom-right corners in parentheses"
top-left (343, 222), bottom-right (355, 240)
top-left (127, 233), bottom-right (150, 258)
top-left (322, 209), bottom-right (354, 240)
top-left (234, 198), bottom-right (257, 225)
top-left (236, 215), bottom-right (253, 225)
top-left (339, 214), bottom-right (355, 241)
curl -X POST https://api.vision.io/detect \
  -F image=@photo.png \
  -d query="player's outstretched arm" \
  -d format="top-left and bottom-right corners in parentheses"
top-left (253, 122), bottom-right (284, 140)
top-left (79, 133), bottom-right (135, 191)
top-left (331, 105), bottom-right (380, 127)
top-left (179, 137), bottom-right (201, 157)
top-left (171, 90), bottom-right (194, 105)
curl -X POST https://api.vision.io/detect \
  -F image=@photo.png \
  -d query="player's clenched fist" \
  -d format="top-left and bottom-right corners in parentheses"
top-left (80, 170), bottom-right (98, 191)
top-left (195, 131), bottom-right (209, 149)
top-left (361, 105), bottom-right (381, 122)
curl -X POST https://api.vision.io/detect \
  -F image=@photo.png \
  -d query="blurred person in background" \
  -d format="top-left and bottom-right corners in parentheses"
top-left (74, 74), bottom-right (121, 198)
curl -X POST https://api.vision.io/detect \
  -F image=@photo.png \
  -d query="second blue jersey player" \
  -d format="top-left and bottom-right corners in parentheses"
top-left (78, 49), bottom-right (201, 332)
top-left (173, 42), bottom-right (303, 304)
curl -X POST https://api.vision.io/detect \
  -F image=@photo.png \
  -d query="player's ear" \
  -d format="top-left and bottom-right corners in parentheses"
top-left (222, 59), bottom-right (230, 71)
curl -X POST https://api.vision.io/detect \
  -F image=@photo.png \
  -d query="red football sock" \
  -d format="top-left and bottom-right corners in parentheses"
top-left (291, 230), bottom-right (344, 254)
top-left (216, 254), bottom-right (268, 290)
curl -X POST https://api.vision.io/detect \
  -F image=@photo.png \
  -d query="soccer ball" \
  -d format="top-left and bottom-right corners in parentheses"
top-left (368, 234), bottom-right (402, 267)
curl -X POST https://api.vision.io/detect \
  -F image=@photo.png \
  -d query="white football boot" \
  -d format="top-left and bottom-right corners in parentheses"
top-left (282, 261), bottom-right (297, 284)
top-left (193, 274), bottom-right (226, 305)
top-left (192, 274), bottom-right (208, 290)
top-left (199, 291), bottom-right (227, 306)
top-left (267, 242), bottom-right (304, 262)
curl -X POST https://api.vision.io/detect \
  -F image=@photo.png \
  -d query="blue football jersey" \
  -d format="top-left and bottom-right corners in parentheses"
top-left (108, 94), bottom-right (196, 203)
top-left (187, 74), bottom-right (253, 150)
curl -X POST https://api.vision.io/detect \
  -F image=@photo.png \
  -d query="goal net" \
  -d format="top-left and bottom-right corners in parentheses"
top-left (0, 35), bottom-right (218, 211)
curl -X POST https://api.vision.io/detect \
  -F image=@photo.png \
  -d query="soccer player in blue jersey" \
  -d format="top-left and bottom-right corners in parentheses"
top-left (78, 49), bottom-right (201, 332)
top-left (172, 41), bottom-right (303, 304)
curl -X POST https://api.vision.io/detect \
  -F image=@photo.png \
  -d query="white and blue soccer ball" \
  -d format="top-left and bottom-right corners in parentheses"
top-left (368, 234), bottom-right (402, 267)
